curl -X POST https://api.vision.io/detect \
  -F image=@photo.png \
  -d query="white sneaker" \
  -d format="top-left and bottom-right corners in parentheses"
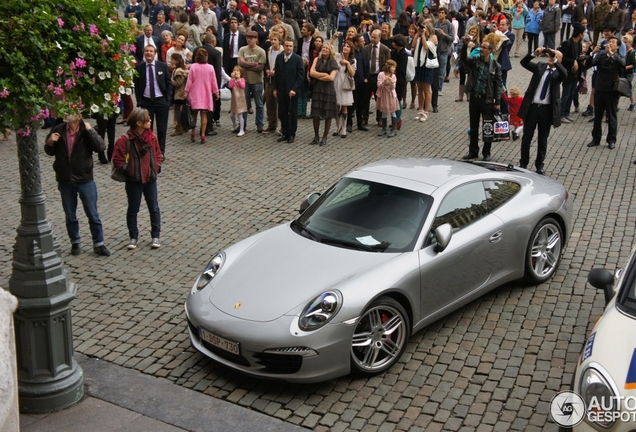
top-left (127, 239), bottom-right (138, 250)
top-left (237, 130), bottom-right (245, 137)
top-left (151, 238), bottom-right (161, 249)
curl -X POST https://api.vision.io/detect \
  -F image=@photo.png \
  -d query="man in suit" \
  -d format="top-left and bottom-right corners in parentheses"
top-left (518, 47), bottom-right (567, 175)
top-left (585, 36), bottom-right (626, 149)
top-left (559, 22), bottom-right (586, 123)
top-left (274, 38), bottom-right (305, 142)
top-left (348, 33), bottom-right (367, 131)
top-left (296, 23), bottom-right (316, 118)
top-left (574, 0), bottom-right (594, 36)
top-left (252, 9), bottom-right (271, 49)
top-left (219, 1), bottom-right (245, 35)
top-left (135, 25), bottom-right (163, 63)
top-left (134, 45), bottom-right (173, 157)
top-left (223, 16), bottom-right (247, 74)
top-left (362, 29), bottom-right (391, 127)
top-left (194, 34), bottom-right (223, 136)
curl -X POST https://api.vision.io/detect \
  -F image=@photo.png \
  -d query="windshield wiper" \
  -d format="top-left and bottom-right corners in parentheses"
top-left (291, 220), bottom-right (321, 242)
top-left (319, 238), bottom-right (388, 252)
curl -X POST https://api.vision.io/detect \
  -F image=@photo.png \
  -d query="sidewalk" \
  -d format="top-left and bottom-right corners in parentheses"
top-left (19, 354), bottom-right (306, 432)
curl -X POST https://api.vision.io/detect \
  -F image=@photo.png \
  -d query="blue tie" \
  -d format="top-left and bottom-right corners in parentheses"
top-left (539, 69), bottom-right (553, 100)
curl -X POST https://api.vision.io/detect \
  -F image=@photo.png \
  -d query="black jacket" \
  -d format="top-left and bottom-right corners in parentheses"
top-left (134, 60), bottom-right (173, 103)
top-left (392, 47), bottom-right (409, 88)
top-left (518, 54), bottom-right (568, 127)
top-left (461, 42), bottom-right (503, 102)
top-left (558, 38), bottom-right (582, 83)
top-left (585, 50), bottom-right (627, 92)
top-left (44, 122), bottom-right (105, 183)
top-left (274, 52), bottom-right (305, 94)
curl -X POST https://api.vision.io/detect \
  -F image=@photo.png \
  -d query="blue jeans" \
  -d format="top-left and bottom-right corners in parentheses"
top-left (561, 80), bottom-right (577, 117)
top-left (57, 181), bottom-right (104, 246)
top-left (125, 181), bottom-right (161, 240)
top-left (437, 52), bottom-right (449, 92)
top-left (242, 82), bottom-right (264, 128)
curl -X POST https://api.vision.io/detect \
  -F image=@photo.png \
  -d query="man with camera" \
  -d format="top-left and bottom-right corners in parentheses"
top-left (585, 36), bottom-right (626, 149)
top-left (517, 47), bottom-right (567, 175)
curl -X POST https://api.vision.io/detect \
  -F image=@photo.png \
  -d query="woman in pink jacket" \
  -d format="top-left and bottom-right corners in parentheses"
top-left (184, 49), bottom-right (220, 143)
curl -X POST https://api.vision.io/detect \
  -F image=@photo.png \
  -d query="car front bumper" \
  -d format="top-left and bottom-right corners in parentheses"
top-left (184, 297), bottom-right (354, 383)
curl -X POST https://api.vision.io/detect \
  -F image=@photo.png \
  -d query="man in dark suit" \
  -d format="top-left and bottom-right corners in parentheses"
top-left (223, 16), bottom-right (247, 74)
top-left (252, 10), bottom-right (271, 49)
top-left (194, 34), bottom-right (223, 136)
top-left (518, 47), bottom-right (567, 175)
top-left (134, 45), bottom-right (173, 157)
top-left (348, 33), bottom-right (367, 131)
top-left (362, 29), bottom-right (391, 127)
top-left (135, 25), bottom-right (163, 63)
top-left (274, 37), bottom-right (305, 143)
top-left (574, 0), bottom-right (594, 35)
top-left (559, 22), bottom-right (586, 123)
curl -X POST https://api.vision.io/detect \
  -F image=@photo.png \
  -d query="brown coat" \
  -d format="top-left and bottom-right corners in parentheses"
top-left (171, 67), bottom-right (189, 101)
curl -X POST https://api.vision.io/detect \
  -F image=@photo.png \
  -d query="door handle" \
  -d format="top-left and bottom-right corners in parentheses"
top-left (489, 230), bottom-right (503, 243)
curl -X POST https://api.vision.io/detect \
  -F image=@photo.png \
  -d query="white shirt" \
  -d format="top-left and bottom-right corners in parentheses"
top-left (532, 65), bottom-right (557, 104)
top-left (228, 31), bottom-right (239, 58)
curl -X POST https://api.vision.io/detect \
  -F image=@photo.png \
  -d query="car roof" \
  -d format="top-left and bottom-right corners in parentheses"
top-left (353, 158), bottom-right (489, 188)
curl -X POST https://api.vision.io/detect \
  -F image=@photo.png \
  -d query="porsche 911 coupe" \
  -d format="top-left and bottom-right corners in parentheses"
top-left (185, 158), bottom-right (573, 382)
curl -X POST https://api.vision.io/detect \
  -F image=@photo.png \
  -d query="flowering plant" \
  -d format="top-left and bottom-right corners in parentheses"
top-left (0, 0), bottom-right (137, 135)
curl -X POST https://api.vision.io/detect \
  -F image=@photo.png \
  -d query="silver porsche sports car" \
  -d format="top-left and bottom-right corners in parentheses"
top-left (185, 158), bottom-right (573, 383)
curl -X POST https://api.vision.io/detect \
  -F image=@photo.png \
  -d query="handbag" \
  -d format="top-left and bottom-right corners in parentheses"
top-left (482, 111), bottom-right (510, 143)
top-left (406, 56), bottom-right (415, 81)
top-left (613, 77), bottom-right (632, 97)
top-left (220, 86), bottom-right (231, 101)
top-left (180, 100), bottom-right (196, 132)
top-left (111, 140), bottom-right (130, 182)
top-left (342, 73), bottom-right (355, 91)
top-left (425, 47), bottom-right (439, 69)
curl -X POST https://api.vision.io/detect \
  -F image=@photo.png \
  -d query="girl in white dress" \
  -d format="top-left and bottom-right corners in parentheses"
top-left (331, 36), bottom-right (357, 138)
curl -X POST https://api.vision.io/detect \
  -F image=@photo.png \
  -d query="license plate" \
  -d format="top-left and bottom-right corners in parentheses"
top-left (200, 328), bottom-right (240, 356)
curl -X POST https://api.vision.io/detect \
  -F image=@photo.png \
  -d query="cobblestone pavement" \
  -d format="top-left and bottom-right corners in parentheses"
top-left (2, 54), bottom-right (636, 431)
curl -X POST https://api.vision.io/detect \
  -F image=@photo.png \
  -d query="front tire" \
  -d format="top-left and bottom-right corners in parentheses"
top-left (525, 217), bottom-right (563, 284)
top-left (350, 296), bottom-right (409, 376)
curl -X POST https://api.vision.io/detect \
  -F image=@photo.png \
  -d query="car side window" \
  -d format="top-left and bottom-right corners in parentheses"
top-left (432, 183), bottom-right (489, 232)
top-left (484, 181), bottom-right (520, 211)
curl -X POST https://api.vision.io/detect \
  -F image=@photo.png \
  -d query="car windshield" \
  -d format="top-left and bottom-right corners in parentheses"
top-left (292, 178), bottom-right (433, 253)
top-left (620, 259), bottom-right (636, 317)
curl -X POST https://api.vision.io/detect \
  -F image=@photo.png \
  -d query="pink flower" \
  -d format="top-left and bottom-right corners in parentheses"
top-left (53, 86), bottom-right (64, 96)
top-left (69, 60), bottom-right (76, 70)
top-left (47, 83), bottom-right (55, 91)
top-left (120, 44), bottom-right (128, 52)
top-left (72, 25), bottom-right (79, 31)
top-left (73, 71), bottom-right (84, 79)
top-left (129, 44), bottom-right (136, 53)
top-left (75, 58), bottom-right (87, 68)
top-left (64, 79), bottom-right (76, 90)
top-left (89, 24), bottom-right (99, 36)
top-left (56, 68), bottom-right (64, 76)
top-left (18, 128), bottom-right (31, 137)
top-left (101, 39), bottom-right (108, 47)
top-left (0, 87), bottom-right (10, 98)
top-left (41, 108), bottom-right (50, 119)
top-left (57, 17), bottom-right (64, 28)
top-left (81, 22), bottom-right (85, 30)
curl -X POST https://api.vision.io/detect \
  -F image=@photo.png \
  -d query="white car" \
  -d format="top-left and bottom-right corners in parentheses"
top-left (569, 248), bottom-right (636, 431)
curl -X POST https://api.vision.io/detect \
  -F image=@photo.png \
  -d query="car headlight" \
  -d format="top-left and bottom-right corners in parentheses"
top-left (195, 253), bottom-right (225, 290)
top-left (580, 367), bottom-right (617, 429)
top-left (298, 291), bottom-right (342, 331)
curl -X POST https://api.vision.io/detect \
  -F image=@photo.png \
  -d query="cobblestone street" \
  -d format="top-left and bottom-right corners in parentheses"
top-left (2, 55), bottom-right (636, 431)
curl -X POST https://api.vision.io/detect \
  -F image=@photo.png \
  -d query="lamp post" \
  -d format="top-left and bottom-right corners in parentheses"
top-left (8, 130), bottom-right (84, 413)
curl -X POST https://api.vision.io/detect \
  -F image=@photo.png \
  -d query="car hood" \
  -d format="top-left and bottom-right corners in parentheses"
top-left (579, 302), bottom-right (636, 395)
top-left (209, 224), bottom-right (397, 322)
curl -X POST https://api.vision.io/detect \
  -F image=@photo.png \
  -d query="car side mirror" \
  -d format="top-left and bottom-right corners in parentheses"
top-left (299, 192), bottom-right (321, 214)
top-left (588, 268), bottom-right (615, 305)
top-left (434, 223), bottom-right (453, 253)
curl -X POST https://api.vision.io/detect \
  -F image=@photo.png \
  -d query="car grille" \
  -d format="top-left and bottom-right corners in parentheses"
top-left (253, 352), bottom-right (303, 374)
top-left (188, 318), bottom-right (251, 367)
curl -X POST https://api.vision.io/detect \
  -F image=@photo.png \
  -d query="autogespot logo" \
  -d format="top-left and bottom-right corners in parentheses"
top-left (550, 391), bottom-right (586, 427)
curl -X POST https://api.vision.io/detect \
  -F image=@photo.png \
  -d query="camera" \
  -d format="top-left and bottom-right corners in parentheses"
top-left (543, 48), bottom-right (555, 57)
top-left (417, 22), bottom-right (425, 30)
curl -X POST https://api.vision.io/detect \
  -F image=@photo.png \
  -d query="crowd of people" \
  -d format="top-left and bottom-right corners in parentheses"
top-left (40, 0), bottom-right (636, 255)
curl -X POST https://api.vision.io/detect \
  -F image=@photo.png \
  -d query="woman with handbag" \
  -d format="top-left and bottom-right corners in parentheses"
top-left (331, 37), bottom-right (356, 138)
top-left (170, 53), bottom-right (189, 136)
top-left (411, 20), bottom-right (438, 122)
top-left (112, 108), bottom-right (163, 250)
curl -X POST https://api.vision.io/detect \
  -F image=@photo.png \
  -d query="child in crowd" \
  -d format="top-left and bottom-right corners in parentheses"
top-left (228, 66), bottom-right (247, 137)
top-left (502, 86), bottom-right (524, 140)
top-left (376, 60), bottom-right (400, 137)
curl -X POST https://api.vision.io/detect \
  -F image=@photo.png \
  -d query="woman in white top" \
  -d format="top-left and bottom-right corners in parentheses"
top-left (330, 34), bottom-right (357, 138)
top-left (166, 34), bottom-right (193, 63)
